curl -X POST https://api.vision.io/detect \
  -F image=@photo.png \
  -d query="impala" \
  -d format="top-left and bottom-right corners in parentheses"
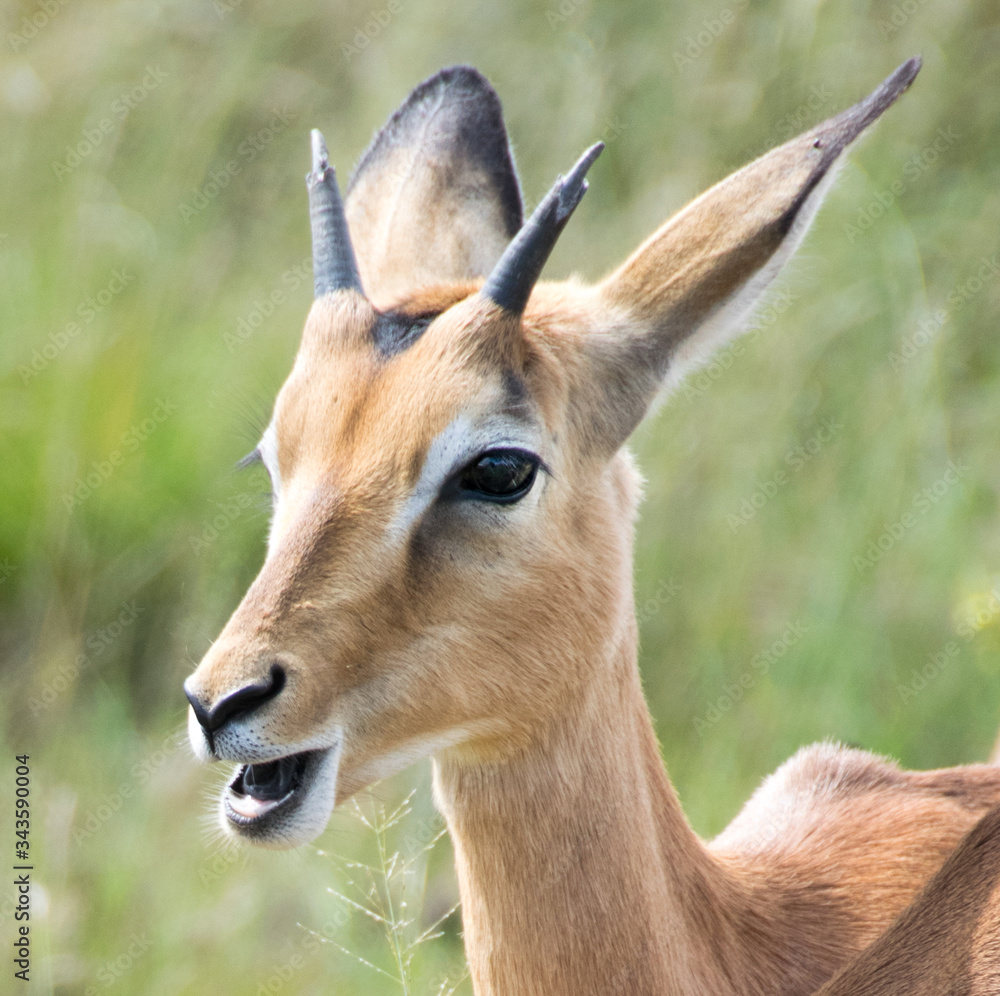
top-left (185, 59), bottom-right (1000, 995)
top-left (815, 800), bottom-right (1000, 996)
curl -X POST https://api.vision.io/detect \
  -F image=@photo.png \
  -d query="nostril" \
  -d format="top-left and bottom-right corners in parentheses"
top-left (184, 684), bottom-right (213, 735)
top-left (187, 663), bottom-right (287, 737)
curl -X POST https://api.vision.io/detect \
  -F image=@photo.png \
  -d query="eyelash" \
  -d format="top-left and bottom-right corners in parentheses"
top-left (236, 448), bottom-right (262, 471)
top-left (236, 448), bottom-right (277, 507)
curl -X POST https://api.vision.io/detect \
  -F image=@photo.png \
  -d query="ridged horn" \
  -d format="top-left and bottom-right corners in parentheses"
top-left (307, 129), bottom-right (364, 298)
top-left (482, 142), bottom-right (604, 314)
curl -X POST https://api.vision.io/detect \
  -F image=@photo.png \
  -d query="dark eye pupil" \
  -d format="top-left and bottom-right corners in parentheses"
top-left (461, 451), bottom-right (537, 500)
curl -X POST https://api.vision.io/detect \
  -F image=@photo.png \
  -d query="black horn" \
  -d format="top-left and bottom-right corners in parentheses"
top-left (307, 129), bottom-right (364, 298)
top-left (482, 142), bottom-right (604, 314)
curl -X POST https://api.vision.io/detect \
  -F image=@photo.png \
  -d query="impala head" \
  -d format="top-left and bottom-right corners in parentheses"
top-left (185, 61), bottom-right (921, 847)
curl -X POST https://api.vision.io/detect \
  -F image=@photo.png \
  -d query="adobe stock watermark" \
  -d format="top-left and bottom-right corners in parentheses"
top-left (692, 621), bottom-right (809, 736)
top-left (0, 559), bottom-right (16, 584)
top-left (63, 398), bottom-right (177, 513)
top-left (731, 85), bottom-right (834, 170)
top-left (896, 642), bottom-right (960, 704)
top-left (253, 916), bottom-right (351, 996)
top-left (189, 492), bottom-right (257, 555)
top-left (672, 0), bottom-right (748, 71)
top-left (7, 0), bottom-right (71, 53)
top-left (224, 256), bottom-right (311, 352)
top-left (597, 111), bottom-right (629, 148)
top-left (178, 109), bottom-right (296, 223)
top-left (427, 956), bottom-right (471, 996)
top-left (678, 290), bottom-right (795, 404)
top-left (843, 125), bottom-right (960, 244)
top-left (637, 577), bottom-right (681, 625)
top-left (28, 601), bottom-right (144, 716)
top-left (51, 65), bottom-right (169, 180)
top-left (769, 84), bottom-right (835, 144)
top-left (545, 0), bottom-right (585, 28)
top-left (73, 733), bottom-right (181, 845)
top-left (82, 933), bottom-right (153, 994)
top-left (727, 417), bottom-right (842, 531)
top-left (956, 587), bottom-right (1000, 645)
top-left (877, 0), bottom-right (930, 39)
top-left (340, 0), bottom-right (404, 61)
top-left (197, 846), bottom-right (242, 887)
top-left (213, 0), bottom-right (247, 17)
top-left (854, 459), bottom-right (970, 574)
top-left (398, 808), bottom-right (447, 866)
top-left (18, 268), bottom-right (135, 383)
top-left (887, 251), bottom-right (1000, 370)
top-left (897, 580), bottom-right (1000, 702)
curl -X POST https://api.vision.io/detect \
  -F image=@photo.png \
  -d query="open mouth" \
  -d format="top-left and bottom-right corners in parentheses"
top-left (225, 750), bottom-right (322, 827)
top-left (216, 735), bottom-right (342, 847)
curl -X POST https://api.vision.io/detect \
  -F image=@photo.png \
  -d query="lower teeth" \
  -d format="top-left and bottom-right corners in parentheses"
top-left (229, 791), bottom-right (281, 820)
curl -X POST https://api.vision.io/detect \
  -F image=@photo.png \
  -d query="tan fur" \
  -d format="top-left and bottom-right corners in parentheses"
top-left (185, 62), bottom-right (1000, 993)
top-left (813, 802), bottom-right (1000, 996)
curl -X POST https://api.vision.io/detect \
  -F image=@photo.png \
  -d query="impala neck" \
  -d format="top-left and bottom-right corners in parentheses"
top-left (433, 622), bottom-right (743, 996)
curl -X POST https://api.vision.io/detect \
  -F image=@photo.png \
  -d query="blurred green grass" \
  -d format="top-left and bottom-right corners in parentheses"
top-left (2, 0), bottom-right (999, 992)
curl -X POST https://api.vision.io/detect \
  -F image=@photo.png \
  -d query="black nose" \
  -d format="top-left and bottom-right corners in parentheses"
top-left (185, 663), bottom-right (286, 751)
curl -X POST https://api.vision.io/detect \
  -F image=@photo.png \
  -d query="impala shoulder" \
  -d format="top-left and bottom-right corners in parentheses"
top-left (709, 742), bottom-right (909, 856)
top-left (764, 741), bottom-right (908, 800)
top-left (711, 742), bottom-right (1000, 861)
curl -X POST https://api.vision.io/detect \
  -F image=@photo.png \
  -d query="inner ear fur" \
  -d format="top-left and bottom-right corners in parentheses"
top-left (345, 66), bottom-right (523, 309)
top-left (544, 58), bottom-right (921, 455)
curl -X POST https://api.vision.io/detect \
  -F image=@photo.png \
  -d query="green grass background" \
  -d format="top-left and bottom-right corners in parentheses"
top-left (2, 0), bottom-right (999, 992)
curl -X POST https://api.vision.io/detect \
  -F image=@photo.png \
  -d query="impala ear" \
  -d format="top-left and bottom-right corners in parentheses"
top-left (344, 66), bottom-right (523, 308)
top-left (568, 58), bottom-right (921, 454)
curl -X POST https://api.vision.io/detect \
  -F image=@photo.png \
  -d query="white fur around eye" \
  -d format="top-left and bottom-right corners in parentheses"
top-left (386, 414), bottom-right (542, 543)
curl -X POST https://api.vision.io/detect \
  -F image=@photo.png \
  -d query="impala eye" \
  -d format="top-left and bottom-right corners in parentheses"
top-left (460, 449), bottom-right (539, 503)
